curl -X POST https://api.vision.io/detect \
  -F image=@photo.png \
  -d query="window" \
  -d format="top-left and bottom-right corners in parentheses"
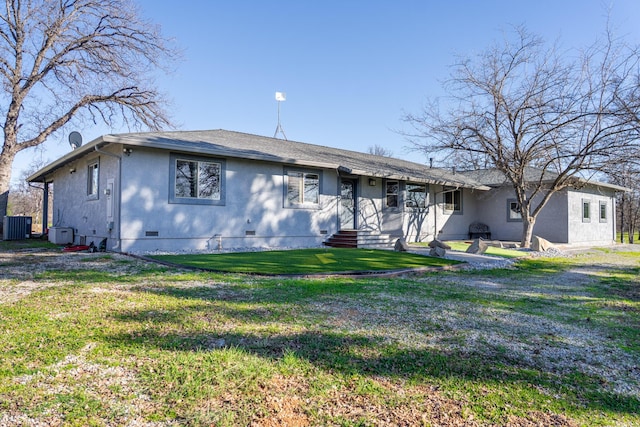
top-left (169, 154), bottom-right (225, 205)
top-left (87, 160), bottom-right (99, 198)
top-left (286, 170), bottom-right (319, 207)
top-left (385, 180), bottom-right (399, 208)
top-left (175, 159), bottom-right (221, 199)
top-left (582, 199), bottom-right (591, 222)
top-left (507, 199), bottom-right (522, 221)
top-left (443, 189), bottom-right (462, 213)
top-left (599, 201), bottom-right (607, 222)
top-left (406, 183), bottom-right (428, 209)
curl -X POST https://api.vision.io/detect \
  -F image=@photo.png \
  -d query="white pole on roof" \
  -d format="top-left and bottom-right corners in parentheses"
top-left (274, 92), bottom-right (287, 140)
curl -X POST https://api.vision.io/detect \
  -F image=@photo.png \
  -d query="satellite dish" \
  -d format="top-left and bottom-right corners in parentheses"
top-left (68, 131), bottom-right (83, 150)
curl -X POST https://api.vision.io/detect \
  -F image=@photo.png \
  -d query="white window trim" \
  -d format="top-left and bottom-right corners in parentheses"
top-left (507, 199), bottom-right (522, 222)
top-left (384, 180), bottom-right (400, 210)
top-left (599, 201), bottom-right (607, 223)
top-left (87, 159), bottom-right (99, 200)
top-left (405, 183), bottom-right (429, 209)
top-left (169, 153), bottom-right (226, 206)
top-left (284, 168), bottom-right (321, 209)
top-left (443, 188), bottom-right (462, 215)
top-left (582, 199), bottom-right (591, 223)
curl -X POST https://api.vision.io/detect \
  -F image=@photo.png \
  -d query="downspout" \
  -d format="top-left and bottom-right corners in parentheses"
top-left (335, 168), bottom-right (341, 232)
top-left (94, 145), bottom-right (122, 250)
top-left (612, 194), bottom-right (617, 244)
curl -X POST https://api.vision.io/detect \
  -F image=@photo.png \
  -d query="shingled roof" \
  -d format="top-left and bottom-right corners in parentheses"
top-left (460, 167), bottom-right (628, 192)
top-left (29, 129), bottom-right (490, 190)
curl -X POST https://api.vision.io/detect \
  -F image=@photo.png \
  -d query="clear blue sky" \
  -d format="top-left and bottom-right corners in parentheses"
top-left (11, 0), bottom-right (640, 184)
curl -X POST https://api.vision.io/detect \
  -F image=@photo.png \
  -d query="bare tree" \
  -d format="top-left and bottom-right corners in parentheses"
top-left (367, 144), bottom-right (394, 157)
top-left (0, 0), bottom-right (177, 221)
top-left (405, 26), bottom-right (640, 247)
top-left (609, 163), bottom-right (640, 243)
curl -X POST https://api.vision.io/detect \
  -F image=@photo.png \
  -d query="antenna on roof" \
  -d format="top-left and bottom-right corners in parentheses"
top-left (273, 91), bottom-right (287, 140)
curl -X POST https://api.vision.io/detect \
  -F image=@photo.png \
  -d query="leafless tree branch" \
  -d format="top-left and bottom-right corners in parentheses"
top-left (404, 24), bottom-right (640, 247)
top-left (0, 0), bottom-right (178, 218)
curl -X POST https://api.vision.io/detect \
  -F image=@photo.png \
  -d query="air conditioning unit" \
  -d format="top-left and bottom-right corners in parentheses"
top-left (3, 216), bottom-right (32, 240)
top-left (48, 227), bottom-right (74, 245)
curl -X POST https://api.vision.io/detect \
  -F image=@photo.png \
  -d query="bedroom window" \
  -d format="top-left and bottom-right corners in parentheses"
top-left (443, 189), bottom-right (462, 213)
top-left (286, 170), bottom-right (319, 206)
top-left (169, 154), bottom-right (225, 205)
top-left (405, 183), bottom-right (427, 208)
top-left (507, 199), bottom-right (522, 221)
top-left (87, 160), bottom-right (99, 199)
top-left (175, 159), bottom-right (221, 199)
top-left (385, 180), bottom-right (399, 208)
top-left (582, 199), bottom-right (591, 222)
top-left (599, 201), bottom-right (607, 222)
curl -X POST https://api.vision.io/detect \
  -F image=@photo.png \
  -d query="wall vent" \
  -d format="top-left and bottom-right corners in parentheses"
top-left (320, 230), bottom-right (328, 235)
top-left (145, 231), bottom-right (159, 237)
top-left (245, 230), bottom-right (256, 236)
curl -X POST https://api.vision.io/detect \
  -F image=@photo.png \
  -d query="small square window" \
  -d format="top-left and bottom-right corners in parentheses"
top-left (285, 169), bottom-right (320, 208)
top-left (406, 183), bottom-right (428, 209)
top-left (599, 201), bottom-right (607, 223)
top-left (582, 199), bottom-right (591, 223)
top-left (443, 189), bottom-right (462, 214)
top-left (507, 199), bottom-right (522, 222)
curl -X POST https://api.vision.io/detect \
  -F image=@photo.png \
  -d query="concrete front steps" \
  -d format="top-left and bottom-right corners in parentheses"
top-left (324, 230), bottom-right (396, 249)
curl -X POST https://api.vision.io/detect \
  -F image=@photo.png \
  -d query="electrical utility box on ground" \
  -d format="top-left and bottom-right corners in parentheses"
top-left (48, 227), bottom-right (74, 245)
top-left (3, 216), bottom-right (32, 240)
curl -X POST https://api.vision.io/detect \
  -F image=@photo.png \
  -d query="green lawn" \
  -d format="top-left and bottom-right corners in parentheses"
top-left (150, 248), bottom-right (459, 274)
top-left (0, 244), bottom-right (638, 426)
top-left (617, 232), bottom-right (640, 244)
top-left (0, 238), bottom-right (57, 251)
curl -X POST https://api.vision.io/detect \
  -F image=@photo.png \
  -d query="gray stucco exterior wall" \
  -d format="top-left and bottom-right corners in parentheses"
top-left (49, 145), bottom-right (121, 250)
top-left (470, 185), bottom-right (616, 245)
top-left (566, 188), bottom-right (616, 245)
top-left (117, 148), bottom-right (340, 252)
top-left (435, 188), bottom-right (482, 241)
top-left (471, 187), bottom-right (569, 243)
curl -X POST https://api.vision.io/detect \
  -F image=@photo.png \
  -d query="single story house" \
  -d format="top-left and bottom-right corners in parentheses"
top-left (27, 129), bottom-right (623, 252)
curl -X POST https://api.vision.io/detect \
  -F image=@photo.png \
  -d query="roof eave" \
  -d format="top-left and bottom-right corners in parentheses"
top-left (27, 135), bottom-right (117, 182)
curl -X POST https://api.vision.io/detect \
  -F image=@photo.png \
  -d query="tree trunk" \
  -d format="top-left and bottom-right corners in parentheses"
top-left (620, 193), bottom-right (626, 243)
top-left (0, 152), bottom-right (16, 222)
top-left (521, 216), bottom-right (536, 248)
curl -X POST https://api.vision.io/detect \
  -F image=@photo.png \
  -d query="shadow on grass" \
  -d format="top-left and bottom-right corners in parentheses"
top-left (105, 284), bottom-right (640, 419)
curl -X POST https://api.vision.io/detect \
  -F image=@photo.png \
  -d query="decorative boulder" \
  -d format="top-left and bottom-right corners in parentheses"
top-left (428, 239), bottom-right (451, 250)
top-left (466, 238), bottom-right (489, 254)
top-left (394, 238), bottom-right (410, 252)
top-left (429, 246), bottom-right (447, 257)
top-left (531, 235), bottom-right (555, 252)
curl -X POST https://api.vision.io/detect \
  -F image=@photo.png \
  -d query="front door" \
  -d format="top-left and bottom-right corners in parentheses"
top-left (339, 179), bottom-right (356, 230)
